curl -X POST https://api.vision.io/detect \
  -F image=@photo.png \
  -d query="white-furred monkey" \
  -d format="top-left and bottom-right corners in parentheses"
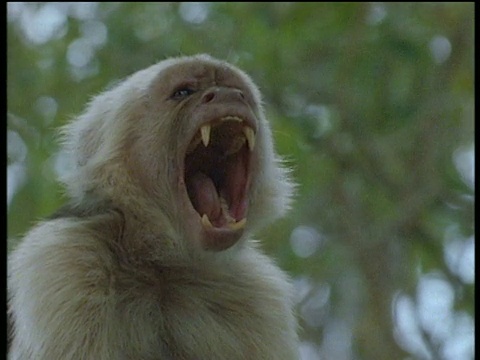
top-left (8, 54), bottom-right (299, 359)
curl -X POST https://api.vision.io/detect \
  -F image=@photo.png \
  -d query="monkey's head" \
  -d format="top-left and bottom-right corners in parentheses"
top-left (61, 54), bottom-right (294, 254)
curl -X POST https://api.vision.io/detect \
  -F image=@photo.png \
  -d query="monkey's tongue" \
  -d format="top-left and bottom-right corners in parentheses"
top-left (187, 172), bottom-right (222, 222)
top-left (187, 165), bottom-right (247, 228)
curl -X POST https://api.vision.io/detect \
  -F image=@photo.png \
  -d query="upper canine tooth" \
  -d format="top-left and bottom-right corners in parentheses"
top-left (201, 125), bottom-right (211, 147)
top-left (243, 127), bottom-right (255, 151)
top-left (201, 214), bottom-right (213, 228)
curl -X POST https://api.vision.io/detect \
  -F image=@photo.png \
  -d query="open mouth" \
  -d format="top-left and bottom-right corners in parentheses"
top-left (184, 116), bottom-right (255, 232)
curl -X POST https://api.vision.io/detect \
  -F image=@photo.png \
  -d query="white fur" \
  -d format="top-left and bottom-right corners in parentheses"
top-left (8, 54), bottom-right (298, 359)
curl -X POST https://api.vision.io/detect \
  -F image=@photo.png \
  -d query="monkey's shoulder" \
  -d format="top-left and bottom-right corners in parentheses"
top-left (8, 213), bottom-right (122, 290)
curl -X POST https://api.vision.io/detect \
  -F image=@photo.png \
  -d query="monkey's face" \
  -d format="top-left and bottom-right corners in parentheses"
top-left (64, 55), bottom-right (292, 255)
top-left (146, 57), bottom-right (261, 252)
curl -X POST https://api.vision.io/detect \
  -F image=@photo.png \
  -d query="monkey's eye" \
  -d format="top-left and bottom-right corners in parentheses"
top-left (171, 88), bottom-right (196, 100)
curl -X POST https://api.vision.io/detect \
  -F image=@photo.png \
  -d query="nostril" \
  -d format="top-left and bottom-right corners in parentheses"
top-left (202, 88), bottom-right (245, 104)
top-left (202, 91), bottom-right (216, 103)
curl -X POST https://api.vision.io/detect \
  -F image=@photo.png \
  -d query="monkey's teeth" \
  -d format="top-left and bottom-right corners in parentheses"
top-left (221, 115), bottom-right (243, 122)
top-left (243, 127), bottom-right (255, 151)
top-left (201, 125), bottom-right (211, 147)
top-left (228, 218), bottom-right (247, 230)
top-left (201, 213), bottom-right (246, 231)
top-left (201, 214), bottom-right (213, 228)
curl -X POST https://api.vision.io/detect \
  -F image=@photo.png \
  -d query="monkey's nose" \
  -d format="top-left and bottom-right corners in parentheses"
top-left (201, 87), bottom-right (245, 104)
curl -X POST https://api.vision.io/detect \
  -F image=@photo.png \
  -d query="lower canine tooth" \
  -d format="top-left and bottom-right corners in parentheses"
top-left (228, 218), bottom-right (247, 230)
top-left (201, 214), bottom-right (213, 228)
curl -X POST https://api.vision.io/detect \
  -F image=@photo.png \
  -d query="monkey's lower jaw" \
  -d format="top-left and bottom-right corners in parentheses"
top-left (184, 116), bottom-right (255, 250)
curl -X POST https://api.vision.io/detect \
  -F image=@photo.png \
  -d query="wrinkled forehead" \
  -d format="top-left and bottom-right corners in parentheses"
top-left (152, 57), bottom-right (251, 90)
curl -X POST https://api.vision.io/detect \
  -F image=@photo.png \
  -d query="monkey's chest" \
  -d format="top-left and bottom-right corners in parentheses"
top-left (117, 276), bottom-right (270, 359)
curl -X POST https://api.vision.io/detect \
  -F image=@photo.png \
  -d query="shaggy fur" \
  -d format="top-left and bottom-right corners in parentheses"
top-left (8, 54), bottom-right (298, 359)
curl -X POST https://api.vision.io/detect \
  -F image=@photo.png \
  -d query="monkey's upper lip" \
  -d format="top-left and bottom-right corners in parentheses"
top-left (183, 116), bottom-right (255, 235)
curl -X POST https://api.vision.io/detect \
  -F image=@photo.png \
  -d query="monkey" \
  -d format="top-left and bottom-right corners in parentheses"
top-left (7, 54), bottom-right (299, 359)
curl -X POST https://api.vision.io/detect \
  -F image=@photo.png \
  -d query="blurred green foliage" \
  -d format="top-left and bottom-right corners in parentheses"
top-left (7, 3), bottom-right (474, 359)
